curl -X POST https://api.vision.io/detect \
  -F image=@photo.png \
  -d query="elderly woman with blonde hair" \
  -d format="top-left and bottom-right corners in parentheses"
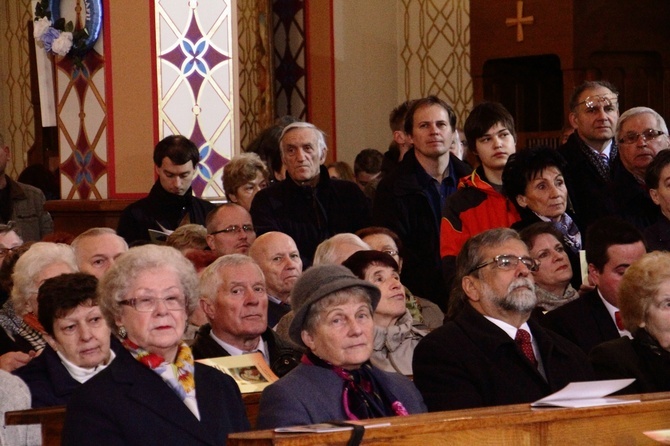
top-left (62, 245), bottom-right (249, 445)
top-left (590, 251), bottom-right (670, 394)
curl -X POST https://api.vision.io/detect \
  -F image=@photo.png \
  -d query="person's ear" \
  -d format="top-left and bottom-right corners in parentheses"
top-left (650, 188), bottom-right (661, 206)
top-left (301, 330), bottom-right (316, 351)
top-left (462, 275), bottom-right (481, 302)
top-left (199, 298), bottom-right (215, 320)
top-left (568, 112), bottom-right (579, 129)
top-left (516, 195), bottom-right (528, 208)
top-left (319, 147), bottom-right (328, 164)
top-left (588, 263), bottom-right (600, 288)
top-left (228, 193), bottom-right (239, 204)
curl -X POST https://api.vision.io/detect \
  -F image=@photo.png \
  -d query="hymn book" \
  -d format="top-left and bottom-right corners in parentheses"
top-left (197, 352), bottom-right (278, 393)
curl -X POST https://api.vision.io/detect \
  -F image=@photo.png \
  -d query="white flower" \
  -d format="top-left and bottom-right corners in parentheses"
top-left (33, 17), bottom-right (52, 40)
top-left (51, 31), bottom-right (73, 56)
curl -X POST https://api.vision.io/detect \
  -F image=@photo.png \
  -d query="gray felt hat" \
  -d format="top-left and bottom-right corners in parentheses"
top-left (288, 264), bottom-right (381, 347)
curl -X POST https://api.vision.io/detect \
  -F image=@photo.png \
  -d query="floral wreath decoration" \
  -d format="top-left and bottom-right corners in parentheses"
top-left (33, 0), bottom-right (102, 62)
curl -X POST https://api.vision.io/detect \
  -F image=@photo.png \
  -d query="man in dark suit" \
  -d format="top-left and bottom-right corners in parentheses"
top-left (558, 81), bottom-right (619, 230)
top-left (192, 254), bottom-right (300, 377)
top-left (542, 217), bottom-right (646, 354)
top-left (413, 228), bottom-right (593, 411)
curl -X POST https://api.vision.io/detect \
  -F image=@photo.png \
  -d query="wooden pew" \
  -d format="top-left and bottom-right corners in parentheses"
top-left (228, 391), bottom-right (670, 446)
top-left (5, 405), bottom-right (65, 446)
top-left (4, 392), bottom-right (263, 446)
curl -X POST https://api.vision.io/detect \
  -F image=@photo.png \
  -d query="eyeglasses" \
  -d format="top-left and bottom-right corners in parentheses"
top-left (209, 224), bottom-right (255, 236)
top-left (381, 249), bottom-right (398, 257)
top-left (468, 254), bottom-right (539, 275)
top-left (0, 246), bottom-right (19, 257)
top-left (575, 94), bottom-right (618, 112)
top-left (618, 129), bottom-right (665, 145)
top-left (119, 295), bottom-right (186, 312)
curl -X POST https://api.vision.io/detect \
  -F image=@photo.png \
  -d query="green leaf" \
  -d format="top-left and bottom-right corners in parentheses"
top-left (54, 17), bottom-right (66, 30)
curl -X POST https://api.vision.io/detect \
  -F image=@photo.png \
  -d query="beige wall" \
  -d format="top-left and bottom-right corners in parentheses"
top-left (107, 0), bottom-right (155, 196)
top-left (332, 0), bottom-right (472, 165)
top-left (333, 1), bottom-right (397, 165)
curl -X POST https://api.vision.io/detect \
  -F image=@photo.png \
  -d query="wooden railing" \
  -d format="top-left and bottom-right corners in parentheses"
top-left (229, 391), bottom-right (670, 446)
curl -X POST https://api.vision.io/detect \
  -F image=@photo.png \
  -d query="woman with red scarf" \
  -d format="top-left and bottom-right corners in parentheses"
top-left (257, 264), bottom-right (425, 429)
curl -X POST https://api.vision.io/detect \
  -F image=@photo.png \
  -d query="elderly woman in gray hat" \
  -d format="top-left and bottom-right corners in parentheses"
top-left (256, 264), bottom-right (425, 429)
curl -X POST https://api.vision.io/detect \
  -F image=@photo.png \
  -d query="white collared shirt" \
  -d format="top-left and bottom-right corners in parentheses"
top-left (588, 139), bottom-right (612, 159)
top-left (209, 331), bottom-right (269, 363)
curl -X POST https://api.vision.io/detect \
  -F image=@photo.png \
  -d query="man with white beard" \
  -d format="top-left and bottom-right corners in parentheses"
top-left (412, 228), bottom-right (594, 411)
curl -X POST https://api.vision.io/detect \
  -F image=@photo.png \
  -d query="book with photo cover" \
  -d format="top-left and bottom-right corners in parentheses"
top-left (197, 352), bottom-right (278, 393)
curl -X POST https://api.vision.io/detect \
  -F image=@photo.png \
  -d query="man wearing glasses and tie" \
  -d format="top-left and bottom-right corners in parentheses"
top-left (558, 81), bottom-right (620, 230)
top-left (412, 228), bottom-right (593, 411)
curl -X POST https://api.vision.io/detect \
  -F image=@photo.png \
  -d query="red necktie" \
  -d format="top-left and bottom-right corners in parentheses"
top-left (515, 328), bottom-right (538, 368)
top-left (614, 311), bottom-right (625, 331)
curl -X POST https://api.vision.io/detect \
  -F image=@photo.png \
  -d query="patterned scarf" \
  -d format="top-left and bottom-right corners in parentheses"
top-left (303, 352), bottom-right (409, 420)
top-left (553, 213), bottom-right (582, 253)
top-left (123, 338), bottom-right (199, 419)
top-left (575, 132), bottom-right (618, 182)
top-left (535, 284), bottom-right (579, 312)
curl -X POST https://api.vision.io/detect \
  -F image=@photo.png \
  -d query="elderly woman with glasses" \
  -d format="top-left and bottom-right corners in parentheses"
top-left (590, 251), bottom-right (670, 394)
top-left (62, 245), bottom-right (249, 445)
top-left (257, 264), bottom-right (425, 429)
top-left (608, 106), bottom-right (670, 231)
top-left (502, 146), bottom-right (582, 289)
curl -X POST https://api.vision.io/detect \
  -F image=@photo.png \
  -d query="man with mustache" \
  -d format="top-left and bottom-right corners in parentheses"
top-left (558, 81), bottom-right (620, 231)
top-left (413, 228), bottom-right (593, 411)
top-left (192, 254), bottom-right (301, 378)
top-left (206, 203), bottom-right (256, 256)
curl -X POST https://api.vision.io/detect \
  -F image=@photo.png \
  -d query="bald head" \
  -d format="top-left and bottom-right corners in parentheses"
top-left (249, 232), bottom-right (302, 303)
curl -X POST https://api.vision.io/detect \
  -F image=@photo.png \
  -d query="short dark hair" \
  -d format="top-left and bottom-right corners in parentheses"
top-left (645, 149), bottom-right (670, 189)
top-left (404, 96), bottom-right (456, 136)
top-left (389, 100), bottom-right (416, 132)
top-left (464, 102), bottom-right (516, 152)
top-left (585, 217), bottom-right (645, 272)
top-left (568, 80), bottom-right (619, 111)
top-left (502, 146), bottom-right (568, 205)
top-left (153, 135), bottom-right (200, 168)
top-left (342, 250), bottom-right (399, 280)
top-left (37, 273), bottom-right (99, 336)
top-left (354, 149), bottom-right (384, 175)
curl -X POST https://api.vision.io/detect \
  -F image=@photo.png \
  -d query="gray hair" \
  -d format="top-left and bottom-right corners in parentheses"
top-left (279, 122), bottom-right (327, 159)
top-left (448, 228), bottom-right (522, 317)
top-left (313, 233), bottom-right (371, 266)
top-left (0, 221), bottom-right (19, 237)
top-left (11, 242), bottom-right (78, 316)
top-left (71, 227), bottom-right (128, 255)
top-left (199, 254), bottom-right (264, 304)
top-left (98, 245), bottom-right (199, 331)
top-left (616, 106), bottom-right (669, 140)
